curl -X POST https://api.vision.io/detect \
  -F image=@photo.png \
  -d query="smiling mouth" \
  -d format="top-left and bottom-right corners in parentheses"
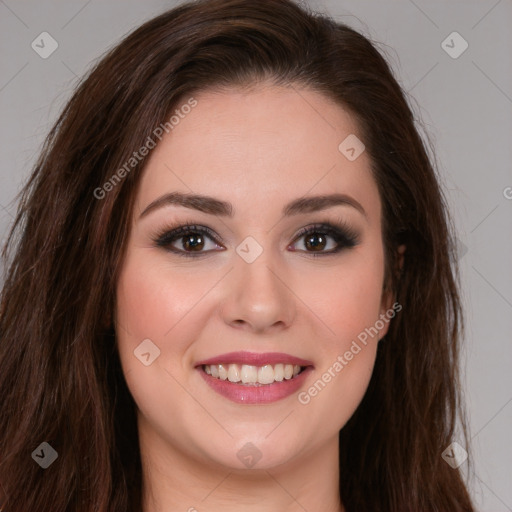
top-left (202, 363), bottom-right (307, 386)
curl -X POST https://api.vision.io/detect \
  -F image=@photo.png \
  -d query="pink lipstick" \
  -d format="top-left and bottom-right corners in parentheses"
top-left (195, 351), bottom-right (314, 404)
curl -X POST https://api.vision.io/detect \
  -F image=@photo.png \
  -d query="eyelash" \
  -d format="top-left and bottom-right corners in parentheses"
top-left (153, 219), bottom-right (360, 258)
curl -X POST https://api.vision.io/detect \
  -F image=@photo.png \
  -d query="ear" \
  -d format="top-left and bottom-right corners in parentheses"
top-left (378, 244), bottom-right (406, 339)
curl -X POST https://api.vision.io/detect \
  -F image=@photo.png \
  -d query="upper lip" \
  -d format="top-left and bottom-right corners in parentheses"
top-left (195, 351), bottom-right (314, 368)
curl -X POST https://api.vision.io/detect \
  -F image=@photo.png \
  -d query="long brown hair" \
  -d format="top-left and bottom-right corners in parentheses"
top-left (0, 0), bottom-right (474, 510)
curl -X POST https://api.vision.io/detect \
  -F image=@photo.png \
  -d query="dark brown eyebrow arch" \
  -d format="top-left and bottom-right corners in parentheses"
top-left (139, 191), bottom-right (367, 220)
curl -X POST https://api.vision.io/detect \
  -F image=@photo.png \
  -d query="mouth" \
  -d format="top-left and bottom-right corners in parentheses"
top-left (201, 363), bottom-right (307, 386)
top-left (195, 352), bottom-right (314, 404)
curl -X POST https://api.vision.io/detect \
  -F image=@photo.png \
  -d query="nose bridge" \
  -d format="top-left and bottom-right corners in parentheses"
top-left (220, 243), bottom-right (295, 332)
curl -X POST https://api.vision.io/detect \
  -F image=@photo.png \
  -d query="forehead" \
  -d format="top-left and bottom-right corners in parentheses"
top-left (135, 84), bottom-right (381, 224)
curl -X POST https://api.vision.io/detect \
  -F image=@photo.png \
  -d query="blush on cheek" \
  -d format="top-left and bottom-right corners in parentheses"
top-left (309, 257), bottom-right (385, 333)
top-left (116, 258), bottom-right (175, 339)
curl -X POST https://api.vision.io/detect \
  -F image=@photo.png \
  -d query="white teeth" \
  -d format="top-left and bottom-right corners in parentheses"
top-left (203, 363), bottom-right (305, 385)
top-left (218, 364), bottom-right (228, 380)
top-left (227, 364), bottom-right (241, 383)
top-left (241, 364), bottom-right (258, 383)
top-left (273, 363), bottom-right (284, 381)
top-left (258, 364), bottom-right (275, 384)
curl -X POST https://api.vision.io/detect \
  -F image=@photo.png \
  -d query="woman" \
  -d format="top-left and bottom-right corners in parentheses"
top-left (0, 0), bottom-right (475, 510)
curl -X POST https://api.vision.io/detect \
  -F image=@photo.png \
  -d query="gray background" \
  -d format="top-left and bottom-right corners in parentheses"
top-left (1, 0), bottom-right (511, 510)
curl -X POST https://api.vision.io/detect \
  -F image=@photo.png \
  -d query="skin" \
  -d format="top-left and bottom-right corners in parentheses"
top-left (115, 83), bottom-right (399, 512)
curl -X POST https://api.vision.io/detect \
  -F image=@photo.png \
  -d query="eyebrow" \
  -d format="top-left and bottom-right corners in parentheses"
top-left (139, 191), bottom-right (367, 220)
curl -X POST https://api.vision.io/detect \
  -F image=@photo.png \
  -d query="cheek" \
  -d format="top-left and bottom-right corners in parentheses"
top-left (116, 251), bottom-right (210, 346)
top-left (114, 253), bottom-right (204, 424)
top-left (301, 249), bottom-right (386, 343)
top-left (114, 252), bottom-right (204, 395)
top-left (117, 261), bottom-right (178, 337)
top-left (293, 248), bottom-right (384, 426)
top-left (115, 248), bottom-right (231, 388)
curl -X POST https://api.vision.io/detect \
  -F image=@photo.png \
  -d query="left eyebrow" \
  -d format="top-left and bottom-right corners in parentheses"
top-left (138, 191), bottom-right (367, 220)
top-left (282, 193), bottom-right (367, 219)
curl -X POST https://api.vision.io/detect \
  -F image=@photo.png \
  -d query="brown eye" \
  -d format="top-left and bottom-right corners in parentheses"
top-left (304, 232), bottom-right (328, 251)
top-left (289, 223), bottom-right (359, 256)
top-left (155, 225), bottom-right (224, 257)
top-left (181, 233), bottom-right (205, 252)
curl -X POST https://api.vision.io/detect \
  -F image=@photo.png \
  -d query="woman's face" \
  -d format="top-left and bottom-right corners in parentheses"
top-left (116, 84), bottom-right (395, 471)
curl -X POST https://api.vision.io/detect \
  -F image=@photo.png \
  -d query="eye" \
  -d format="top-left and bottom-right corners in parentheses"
top-left (288, 222), bottom-right (359, 256)
top-left (154, 224), bottom-right (224, 257)
top-left (153, 220), bottom-right (359, 258)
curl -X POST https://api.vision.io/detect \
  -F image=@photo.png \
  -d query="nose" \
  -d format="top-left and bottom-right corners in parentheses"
top-left (219, 251), bottom-right (296, 334)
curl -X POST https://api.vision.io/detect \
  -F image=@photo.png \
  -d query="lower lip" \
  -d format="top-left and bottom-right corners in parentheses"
top-left (197, 366), bottom-right (313, 404)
